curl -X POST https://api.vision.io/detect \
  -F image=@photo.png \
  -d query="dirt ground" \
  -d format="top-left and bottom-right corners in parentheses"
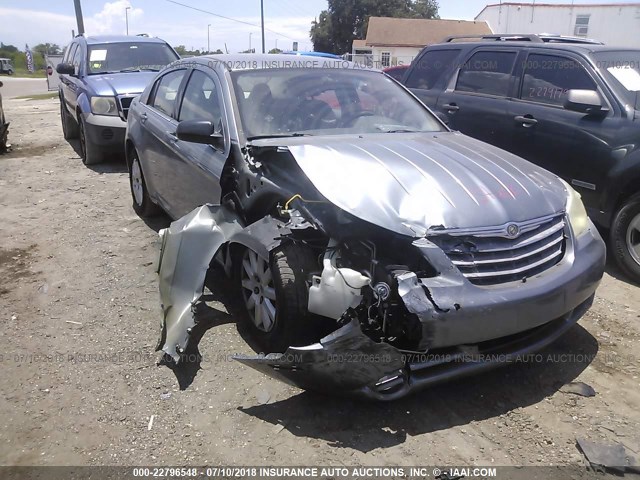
top-left (1, 97), bottom-right (639, 471)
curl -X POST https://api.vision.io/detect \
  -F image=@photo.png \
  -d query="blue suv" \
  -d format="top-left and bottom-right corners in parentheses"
top-left (57, 34), bottom-right (179, 164)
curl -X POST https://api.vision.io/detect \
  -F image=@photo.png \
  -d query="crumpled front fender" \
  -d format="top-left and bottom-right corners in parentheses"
top-left (156, 205), bottom-right (244, 361)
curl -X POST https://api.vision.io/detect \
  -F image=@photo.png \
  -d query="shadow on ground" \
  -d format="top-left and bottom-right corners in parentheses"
top-left (67, 139), bottom-right (128, 174)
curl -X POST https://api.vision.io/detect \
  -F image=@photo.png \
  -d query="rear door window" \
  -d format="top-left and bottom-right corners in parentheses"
top-left (520, 53), bottom-right (597, 106)
top-left (456, 50), bottom-right (517, 97)
top-left (149, 69), bottom-right (187, 118)
top-left (405, 49), bottom-right (460, 90)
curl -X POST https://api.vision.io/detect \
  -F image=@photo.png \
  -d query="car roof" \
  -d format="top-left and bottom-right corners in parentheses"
top-left (183, 53), bottom-right (377, 72)
top-left (428, 41), bottom-right (639, 55)
top-left (281, 51), bottom-right (342, 59)
top-left (84, 35), bottom-right (168, 45)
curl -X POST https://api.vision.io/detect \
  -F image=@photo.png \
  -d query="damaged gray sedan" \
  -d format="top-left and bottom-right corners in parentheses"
top-left (125, 54), bottom-right (606, 400)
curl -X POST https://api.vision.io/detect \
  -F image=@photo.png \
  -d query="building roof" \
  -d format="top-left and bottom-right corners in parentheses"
top-left (363, 17), bottom-right (492, 48)
top-left (352, 39), bottom-right (368, 49)
top-left (477, 2), bottom-right (640, 18)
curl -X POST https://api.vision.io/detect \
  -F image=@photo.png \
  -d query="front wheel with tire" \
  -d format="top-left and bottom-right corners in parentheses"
top-left (236, 242), bottom-right (320, 353)
top-left (129, 150), bottom-right (160, 217)
top-left (610, 193), bottom-right (640, 282)
top-left (78, 114), bottom-right (103, 165)
top-left (60, 98), bottom-right (78, 140)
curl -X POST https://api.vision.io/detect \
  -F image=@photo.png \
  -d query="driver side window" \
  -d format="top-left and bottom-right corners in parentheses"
top-left (178, 70), bottom-right (223, 131)
top-left (520, 54), bottom-right (597, 107)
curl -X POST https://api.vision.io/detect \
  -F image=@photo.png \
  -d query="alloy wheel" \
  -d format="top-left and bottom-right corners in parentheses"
top-left (626, 213), bottom-right (640, 266)
top-left (131, 157), bottom-right (144, 207)
top-left (240, 249), bottom-right (277, 332)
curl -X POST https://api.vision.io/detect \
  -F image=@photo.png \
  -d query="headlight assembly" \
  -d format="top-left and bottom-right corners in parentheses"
top-left (90, 96), bottom-right (118, 116)
top-left (562, 180), bottom-right (589, 237)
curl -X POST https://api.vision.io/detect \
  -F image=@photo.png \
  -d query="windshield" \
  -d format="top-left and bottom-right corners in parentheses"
top-left (87, 42), bottom-right (178, 74)
top-left (593, 51), bottom-right (640, 106)
top-left (230, 68), bottom-right (444, 139)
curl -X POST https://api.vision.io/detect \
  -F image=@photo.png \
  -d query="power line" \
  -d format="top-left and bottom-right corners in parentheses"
top-left (164, 0), bottom-right (296, 40)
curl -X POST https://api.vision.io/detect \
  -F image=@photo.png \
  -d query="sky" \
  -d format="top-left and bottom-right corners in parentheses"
top-left (0, 0), bottom-right (634, 53)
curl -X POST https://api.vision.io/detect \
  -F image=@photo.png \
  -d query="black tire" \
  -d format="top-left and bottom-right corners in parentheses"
top-left (60, 97), bottom-right (79, 140)
top-left (610, 192), bottom-right (640, 282)
top-left (129, 149), bottom-right (161, 217)
top-left (236, 242), bottom-right (320, 353)
top-left (78, 114), bottom-right (102, 165)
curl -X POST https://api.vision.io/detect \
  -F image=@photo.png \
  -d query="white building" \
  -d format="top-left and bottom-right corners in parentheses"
top-left (476, 2), bottom-right (640, 47)
top-left (351, 17), bottom-right (492, 68)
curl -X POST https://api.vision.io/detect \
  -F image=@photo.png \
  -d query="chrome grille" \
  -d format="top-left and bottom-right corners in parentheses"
top-left (430, 215), bottom-right (567, 285)
top-left (118, 96), bottom-right (135, 120)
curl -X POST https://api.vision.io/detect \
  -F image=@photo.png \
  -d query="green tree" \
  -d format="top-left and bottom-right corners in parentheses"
top-left (173, 45), bottom-right (188, 56)
top-left (310, 0), bottom-right (438, 54)
top-left (268, 48), bottom-right (282, 54)
top-left (33, 43), bottom-right (62, 56)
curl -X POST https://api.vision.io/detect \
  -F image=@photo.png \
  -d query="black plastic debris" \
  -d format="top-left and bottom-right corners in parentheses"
top-left (576, 438), bottom-right (629, 474)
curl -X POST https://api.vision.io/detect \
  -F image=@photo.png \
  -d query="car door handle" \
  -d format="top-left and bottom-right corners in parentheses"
top-left (443, 103), bottom-right (459, 113)
top-left (514, 115), bottom-right (538, 127)
top-left (167, 131), bottom-right (178, 143)
top-left (140, 112), bottom-right (147, 123)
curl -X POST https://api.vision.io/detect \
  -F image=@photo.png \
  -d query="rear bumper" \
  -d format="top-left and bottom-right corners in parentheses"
top-left (83, 113), bottom-right (126, 152)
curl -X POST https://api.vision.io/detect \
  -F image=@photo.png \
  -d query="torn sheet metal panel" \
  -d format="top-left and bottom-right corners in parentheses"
top-left (233, 320), bottom-right (408, 400)
top-left (157, 205), bottom-right (243, 361)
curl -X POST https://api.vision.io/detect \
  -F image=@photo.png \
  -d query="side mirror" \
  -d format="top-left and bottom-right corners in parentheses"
top-left (176, 120), bottom-right (224, 147)
top-left (56, 63), bottom-right (75, 75)
top-left (564, 89), bottom-right (606, 115)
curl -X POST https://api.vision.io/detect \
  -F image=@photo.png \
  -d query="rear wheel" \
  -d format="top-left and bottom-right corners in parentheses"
top-left (610, 193), bottom-right (640, 282)
top-left (236, 242), bottom-right (319, 353)
top-left (78, 114), bottom-right (103, 165)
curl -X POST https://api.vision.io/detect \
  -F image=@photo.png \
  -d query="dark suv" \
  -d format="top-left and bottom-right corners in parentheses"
top-left (57, 35), bottom-right (179, 165)
top-left (402, 34), bottom-right (640, 281)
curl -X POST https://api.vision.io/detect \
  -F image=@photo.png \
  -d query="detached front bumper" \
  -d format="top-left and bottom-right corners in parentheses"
top-left (235, 296), bottom-right (593, 401)
top-left (83, 113), bottom-right (126, 152)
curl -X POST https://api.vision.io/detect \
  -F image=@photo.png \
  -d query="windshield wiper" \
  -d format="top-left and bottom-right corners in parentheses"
top-left (119, 67), bottom-right (160, 72)
top-left (247, 133), bottom-right (313, 140)
top-left (375, 124), bottom-right (421, 133)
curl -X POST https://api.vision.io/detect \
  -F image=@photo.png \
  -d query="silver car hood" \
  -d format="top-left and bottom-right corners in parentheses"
top-left (264, 132), bottom-right (567, 237)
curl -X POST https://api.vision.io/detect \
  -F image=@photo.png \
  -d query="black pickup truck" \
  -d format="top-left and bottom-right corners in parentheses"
top-left (401, 34), bottom-right (640, 281)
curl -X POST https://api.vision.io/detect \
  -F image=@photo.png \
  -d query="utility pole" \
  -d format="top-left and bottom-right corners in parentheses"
top-left (249, 32), bottom-right (252, 53)
top-left (125, 6), bottom-right (131, 35)
top-left (73, 0), bottom-right (85, 35)
top-left (260, 0), bottom-right (265, 54)
top-left (207, 24), bottom-right (211, 53)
